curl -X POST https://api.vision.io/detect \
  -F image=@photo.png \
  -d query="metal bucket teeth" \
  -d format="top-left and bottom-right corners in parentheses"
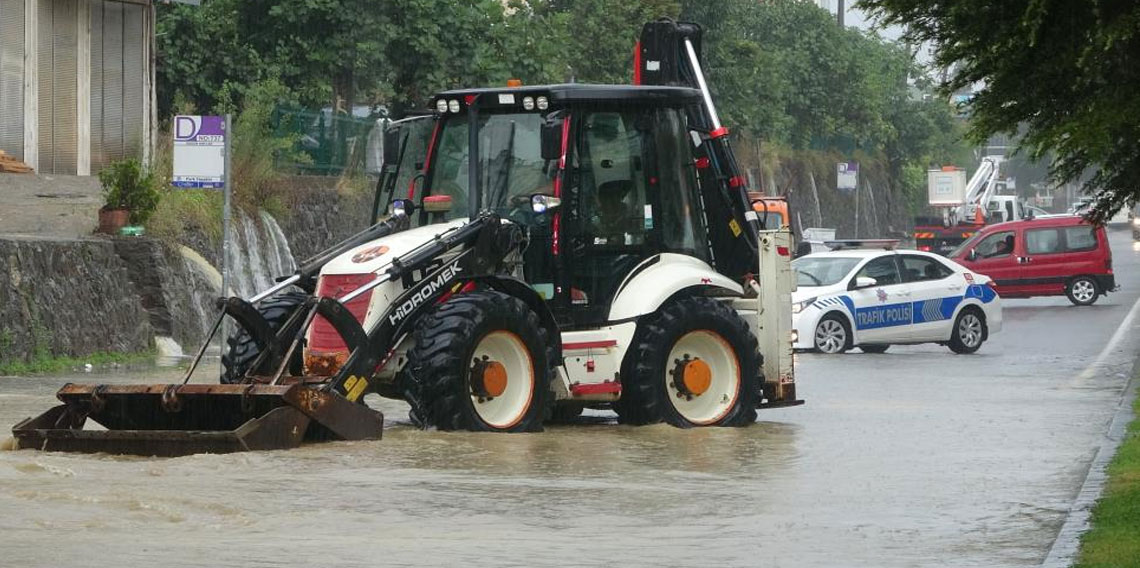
top-left (11, 383), bottom-right (383, 457)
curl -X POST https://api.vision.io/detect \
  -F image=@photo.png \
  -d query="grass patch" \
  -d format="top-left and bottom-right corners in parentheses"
top-left (0, 350), bottom-right (156, 376)
top-left (145, 189), bottom-right (224, 247)
top-left (1074, 390), bottom-right (1140, 567)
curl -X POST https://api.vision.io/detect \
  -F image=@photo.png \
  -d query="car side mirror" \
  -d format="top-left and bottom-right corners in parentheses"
top-left (967, 249), bottom-right (978, 261)
top-left (853, 276), bottom-right (877, 289)
top-left (540, 118), bottom-right (562, 161)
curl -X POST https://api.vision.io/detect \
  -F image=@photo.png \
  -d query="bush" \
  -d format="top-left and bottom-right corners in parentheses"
top-left (99, 159), bottom-right (162, 225)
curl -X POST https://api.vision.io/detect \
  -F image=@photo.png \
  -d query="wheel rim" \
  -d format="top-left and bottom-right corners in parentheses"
top-left (815, 318), bottom-right (846, 354)
top-left (468, 331), bottom-right (535, 429)
top-left (664, 330), bottom-right (741, 425)
top-left (1072, 280), bottom-right (1096, 303)
top-left (958, 313), bottom-right (983, 348)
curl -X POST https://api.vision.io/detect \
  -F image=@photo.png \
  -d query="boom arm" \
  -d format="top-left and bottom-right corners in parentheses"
top-left (637, 19), bottom-right (761, 283)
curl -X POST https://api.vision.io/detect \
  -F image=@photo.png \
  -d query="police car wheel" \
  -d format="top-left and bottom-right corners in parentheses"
top-left (1066, 277), bottom-right (1099, 306)
top-left (948, 308), bottom-right (986, 354)
top-left (859, 344), bottom-right (889, 354)
top-left (814, 314), bottom-right (851, 354)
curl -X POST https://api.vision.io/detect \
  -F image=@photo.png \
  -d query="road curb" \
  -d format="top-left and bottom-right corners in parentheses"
top-left (1041, 350), bottom-right (1140, 567)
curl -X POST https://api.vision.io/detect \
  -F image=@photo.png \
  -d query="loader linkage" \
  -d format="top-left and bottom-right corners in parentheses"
top-left (11, 212), bottom-right (519, 457)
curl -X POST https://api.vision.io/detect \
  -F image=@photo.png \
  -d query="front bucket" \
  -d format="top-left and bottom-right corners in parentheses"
top-left (11, 383), bottom-right (383, 457)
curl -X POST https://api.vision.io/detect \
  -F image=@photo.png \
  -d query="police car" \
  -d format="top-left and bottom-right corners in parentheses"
top-left (792, 240), bottom-right (1002, 354)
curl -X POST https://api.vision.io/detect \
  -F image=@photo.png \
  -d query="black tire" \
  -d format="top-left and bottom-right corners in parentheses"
top-left (1066, 276), bottom-right (1099, 306)
top-left (859, 344), bottom-right (889, 354)
top-left (221, 291), bottom-right (309, 384)
top-left (614, 296), bottom-right (759, 428)
top-left (814, 313), bottom-right (851, 354)
top-left (948, 307), bottom-right (986, 354)
top-left (403, 290), bottom-right (551, 432)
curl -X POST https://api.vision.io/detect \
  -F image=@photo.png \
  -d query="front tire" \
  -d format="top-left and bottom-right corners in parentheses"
top-left (948, 308), bottom-right (986, 354)
top-left (615, 296), bottom-right (759, 428)
top-left (221, 291), bottom-right (308, 384)
top-left (1066, 276), bottom-right (1099, 306)
top-left (814, 313), bottom-right (851, 354)
top-left (403, 290), bottom-right (550, 432)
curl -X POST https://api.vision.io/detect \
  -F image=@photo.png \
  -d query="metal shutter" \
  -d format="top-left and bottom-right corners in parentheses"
top-left (102, 0), bottom-right (124, 164)
top-left (38, 0), bottom-right (53, 171)
top-left (122, 1), bottom-right (143, 158)
top-left (52, 0), bottom-right (78, 175)
top-left (90, 0), bottom-right (104, 171)
top-left (0, 0), bottom-right (24, 160)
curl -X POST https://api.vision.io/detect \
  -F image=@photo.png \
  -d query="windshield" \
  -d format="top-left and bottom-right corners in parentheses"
top-left (426, 111), bottom-right (553, 221)
top-left (792, 256), bottom-right (861, 287)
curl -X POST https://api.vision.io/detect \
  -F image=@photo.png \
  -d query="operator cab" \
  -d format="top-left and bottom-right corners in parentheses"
top-left (416, 84), bottom-right (712, 327)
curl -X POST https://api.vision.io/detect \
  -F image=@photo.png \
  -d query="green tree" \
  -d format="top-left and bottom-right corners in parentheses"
top-left (858, 0), bottom-right (1140, 220)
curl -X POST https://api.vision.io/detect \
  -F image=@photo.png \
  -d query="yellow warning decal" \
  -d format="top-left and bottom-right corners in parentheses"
top-left (343, 375), bottom-right (369, 402)
top-left (729, 219), bottom-right (743, 237)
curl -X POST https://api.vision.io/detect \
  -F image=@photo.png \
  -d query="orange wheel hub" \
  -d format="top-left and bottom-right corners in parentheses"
top-left (481, 361), bottom-right (508, 398)
top-left (681, 359), bottom-right (712, 396)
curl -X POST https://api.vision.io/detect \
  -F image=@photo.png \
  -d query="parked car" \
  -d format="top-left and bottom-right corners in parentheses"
top-left (791, 243), bottom-right (1002, 354)
top-left (950, 215), bottom-right (1115, 305)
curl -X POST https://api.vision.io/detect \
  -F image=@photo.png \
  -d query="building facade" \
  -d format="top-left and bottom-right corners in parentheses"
top-left (0, 0), bottom-right (154, 175)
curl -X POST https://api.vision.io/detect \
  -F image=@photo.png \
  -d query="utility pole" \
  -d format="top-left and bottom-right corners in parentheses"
top-left (837, 0), bottom-right (845, 27)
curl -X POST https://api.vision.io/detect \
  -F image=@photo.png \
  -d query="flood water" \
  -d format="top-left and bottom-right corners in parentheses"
top-left (2, 228), bottom-right (1138, 567)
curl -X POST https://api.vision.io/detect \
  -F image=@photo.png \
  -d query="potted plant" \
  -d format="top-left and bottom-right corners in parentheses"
top-left (98, 159), bottom-right (160, 234)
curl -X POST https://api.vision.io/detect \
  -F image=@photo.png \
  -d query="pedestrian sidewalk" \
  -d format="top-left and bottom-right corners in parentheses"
top-left (0, 173), bottom-right (103, 238)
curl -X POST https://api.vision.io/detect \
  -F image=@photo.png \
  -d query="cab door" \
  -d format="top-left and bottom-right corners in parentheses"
top-left (962, 229), bottom-right (1024, 296)
top-left (845, 255), bottom-right (911, 344)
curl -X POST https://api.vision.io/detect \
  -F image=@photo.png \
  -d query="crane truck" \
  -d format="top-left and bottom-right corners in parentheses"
top-left (13, 19), bottom-right (800, 456)
top-left (914, 156), bottom-right (1027, 255)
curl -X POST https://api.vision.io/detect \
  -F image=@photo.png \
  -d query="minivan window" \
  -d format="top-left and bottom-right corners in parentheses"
top-left (973, 231), bottom-right (1015, 259)
top-left (1064, 226), bottom-right (1097, 252)
top-left (1026, 228), bottom-right (1062, 254)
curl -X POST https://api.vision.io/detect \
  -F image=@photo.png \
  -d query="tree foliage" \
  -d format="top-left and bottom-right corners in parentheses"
top-left (156, 0), bottom-right (967, 216)
top-left (858, 0), bottom-right (1140, 220)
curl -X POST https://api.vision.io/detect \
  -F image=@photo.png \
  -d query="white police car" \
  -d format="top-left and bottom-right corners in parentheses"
top-left (792, 242), bottom-right (1002, 354)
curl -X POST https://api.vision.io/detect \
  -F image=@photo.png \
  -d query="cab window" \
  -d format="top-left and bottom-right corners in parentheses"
top-left (900, 255), bottom-right (954, 282)
top-left (1063, 226), bottom-right (1097, 252)
top-left (854, 256), bottom-right (902, 286)
top-left (1026, 228), bottom-right (1062, 254)
top-left (973, 231), bottom-right (1015, 259)
top-left (578, 111), bottom-right (648, 247)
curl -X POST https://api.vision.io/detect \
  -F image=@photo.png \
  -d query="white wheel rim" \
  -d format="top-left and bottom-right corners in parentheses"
top-left (664, 330), bottom-right (741, 425)
top-left (469, 331), bottom-right (535, 429)
top-left (815, 319), bottom-right (846, 354)
top-left (958, 314), bottom-right (983, 348)
top-left (1073, 280), bottom-right (1095, 302)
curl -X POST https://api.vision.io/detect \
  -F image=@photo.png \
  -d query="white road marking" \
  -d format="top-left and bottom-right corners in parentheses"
top-left (1070, 291), bottom-right (1140, 386)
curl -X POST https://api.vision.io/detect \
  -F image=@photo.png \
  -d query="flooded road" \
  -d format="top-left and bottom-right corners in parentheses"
top-left (2, 228), bottom-right (1138, 567)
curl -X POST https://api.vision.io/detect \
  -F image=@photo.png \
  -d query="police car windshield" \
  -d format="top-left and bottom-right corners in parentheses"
top-left (792, 256), bottom-right (862, 287)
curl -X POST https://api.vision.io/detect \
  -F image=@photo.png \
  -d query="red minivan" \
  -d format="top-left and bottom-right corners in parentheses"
top-left (950, 215), bottom-right (1115, 305)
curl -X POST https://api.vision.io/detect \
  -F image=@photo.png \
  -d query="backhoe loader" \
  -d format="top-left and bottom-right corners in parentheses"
top-left (13, 19), bottom-right (800, 456)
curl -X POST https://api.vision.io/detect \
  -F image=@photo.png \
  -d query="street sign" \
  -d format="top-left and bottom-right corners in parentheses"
top-left (837, 162), bottom-right (858, 193)
top-left (172, 115), bottom-right (226, 189)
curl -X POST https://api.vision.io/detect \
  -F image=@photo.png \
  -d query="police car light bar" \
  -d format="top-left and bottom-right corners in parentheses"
top-left (823, 239), bottom-right (900, 251)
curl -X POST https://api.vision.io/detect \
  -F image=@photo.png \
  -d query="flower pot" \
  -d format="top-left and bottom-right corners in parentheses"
top-left (98, 208), bottom-right (130, 235)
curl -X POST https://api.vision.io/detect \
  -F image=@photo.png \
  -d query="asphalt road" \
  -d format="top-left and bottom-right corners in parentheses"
top-left (0, 226), bottom-right (1137, 567)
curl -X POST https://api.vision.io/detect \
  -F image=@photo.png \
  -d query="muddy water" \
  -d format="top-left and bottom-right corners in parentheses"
top-left (2, 228), bottom-right (1137, 567)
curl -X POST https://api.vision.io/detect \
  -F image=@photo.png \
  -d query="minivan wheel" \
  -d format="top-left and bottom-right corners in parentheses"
top-left (1066, 277), bottom-right (1099, 306)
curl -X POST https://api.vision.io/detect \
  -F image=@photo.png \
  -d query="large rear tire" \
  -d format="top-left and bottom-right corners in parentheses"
top-left (403, 291), bottom-right (551, 432)
top-left (221, 291), bottom-right (308, 384)
top-left (615, 296), bottom-right (759, 428)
